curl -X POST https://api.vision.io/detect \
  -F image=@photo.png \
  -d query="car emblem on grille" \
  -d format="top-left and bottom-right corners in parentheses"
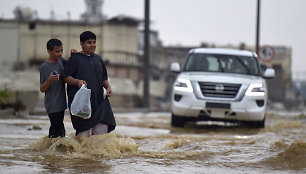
top-left (215, 84), bottom-right (224, 92)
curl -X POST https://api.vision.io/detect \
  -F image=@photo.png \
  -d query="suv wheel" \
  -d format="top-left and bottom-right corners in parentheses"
top-left (171, 113), bottom-right (185, 128)
top-left (245, 118), bottom-right (265, 128)
top-left (253, 118), bottom-right (265, 128)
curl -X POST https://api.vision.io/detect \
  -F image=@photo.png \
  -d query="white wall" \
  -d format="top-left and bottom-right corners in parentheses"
top-left (0, 22), bottom-right (18, 71)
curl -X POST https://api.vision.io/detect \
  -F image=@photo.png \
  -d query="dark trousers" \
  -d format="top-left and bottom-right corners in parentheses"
top-left (48, 111), bottom-right (65, 138)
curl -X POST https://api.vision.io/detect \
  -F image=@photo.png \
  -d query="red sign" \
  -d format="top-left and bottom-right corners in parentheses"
top-left (258, 46), bottom-right (275, 63)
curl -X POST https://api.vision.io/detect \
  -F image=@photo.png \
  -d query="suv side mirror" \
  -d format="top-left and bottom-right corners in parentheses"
top-left (170, 62), bottom-right (180, 73)
top-left (263, 68), bottom-right (275, 78)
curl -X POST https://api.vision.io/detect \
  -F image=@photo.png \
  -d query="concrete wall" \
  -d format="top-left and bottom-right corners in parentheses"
top-left (102, 24), bottom-right (139, 65)
top-left (0, 21), bottom-right (19, 70)
top-left (20, 22), bottom-right (103, 61)
top-left (0, 20), bottom-right (139, 68)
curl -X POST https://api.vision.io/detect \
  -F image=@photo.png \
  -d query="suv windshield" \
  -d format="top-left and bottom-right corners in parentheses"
top-left (183, 53), bottom-right (260, 76)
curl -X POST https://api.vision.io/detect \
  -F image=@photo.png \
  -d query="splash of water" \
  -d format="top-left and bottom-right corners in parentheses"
top-left (29, 133), bottom-right (139, 158)
top-left (263, 140), bottom-right (306, 170)
top-left (163, 138), bottom-right (190, 149)
top-left (265, 120), bottom-right (305, 132)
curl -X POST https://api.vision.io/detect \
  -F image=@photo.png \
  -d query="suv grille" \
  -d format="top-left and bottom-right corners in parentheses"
top-left (198, 82), bottom-right (241, 98)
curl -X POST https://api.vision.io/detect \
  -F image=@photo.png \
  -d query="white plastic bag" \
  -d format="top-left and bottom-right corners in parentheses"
top-left (70, 84), bottom-right (91, 119)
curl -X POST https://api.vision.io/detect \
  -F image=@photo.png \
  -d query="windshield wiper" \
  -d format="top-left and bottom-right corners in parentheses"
top-left (236, 56), bottom-right (251, 74)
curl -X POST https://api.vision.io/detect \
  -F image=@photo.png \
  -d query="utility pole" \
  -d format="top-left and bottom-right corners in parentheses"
top-left (256, 0), bottom-right (261, 54)
top-left (17, 19), bottom-right (21, 64)
top-left (15, 9), bottom-right (21, 65)
top-left (143, 0), bottom-right (150, 109)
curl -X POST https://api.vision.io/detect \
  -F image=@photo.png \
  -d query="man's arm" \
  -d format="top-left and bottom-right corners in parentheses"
top-left (64, 76), bottom-right (86, 88)
top-left (40, 72), bottom-right (59, 93)
top-left (102, 80), bottom-right (112, 97)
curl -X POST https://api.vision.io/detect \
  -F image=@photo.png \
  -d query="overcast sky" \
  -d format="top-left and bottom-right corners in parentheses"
top-left (1, 0), bottom-right (305, 77)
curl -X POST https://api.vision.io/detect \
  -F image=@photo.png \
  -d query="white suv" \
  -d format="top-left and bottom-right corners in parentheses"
top-left (170, 48), bottom-right (275, 128)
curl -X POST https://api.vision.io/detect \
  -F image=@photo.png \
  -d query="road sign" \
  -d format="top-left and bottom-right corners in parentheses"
top-left (258, 46), bottom-right (275, 62)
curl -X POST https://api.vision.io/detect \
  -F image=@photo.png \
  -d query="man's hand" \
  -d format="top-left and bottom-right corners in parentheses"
top-left (48, 72), bottom-right (59, 82)
top-left (70, 49), bottom-right (77, 56)
top-left (106, 87), bottom-right (112, 97)
top-left (40, 72), bottom-right (59, 93)
top-left (102, 80), bottom-right (112, 97)
top-left (78, 80), bottom-right (87, 88)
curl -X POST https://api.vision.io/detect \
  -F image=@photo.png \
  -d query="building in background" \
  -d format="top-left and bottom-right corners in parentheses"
top-left (0, 1), bottom-right (166, 112)
top-left (0, 0), bottom-right (300, 112)
top-left (81, 0), bottom-right (105, 23)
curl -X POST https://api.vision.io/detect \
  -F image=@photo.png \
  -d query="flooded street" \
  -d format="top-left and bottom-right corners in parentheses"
top-left (0, 110), bottom-right (306, 174)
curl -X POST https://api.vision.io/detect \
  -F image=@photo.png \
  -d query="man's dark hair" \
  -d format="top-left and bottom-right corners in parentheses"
top-left (47, 38), bottom-right (62, 51)
top-left (80, 31), bottom-right (96, 43)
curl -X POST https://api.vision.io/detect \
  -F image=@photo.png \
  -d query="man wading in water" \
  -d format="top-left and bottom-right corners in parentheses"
top-left (64, 31), bottom-right (116, 136)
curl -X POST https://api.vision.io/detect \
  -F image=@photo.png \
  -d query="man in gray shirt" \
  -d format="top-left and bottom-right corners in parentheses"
top-left (40, 39), bottom-right (67, 138)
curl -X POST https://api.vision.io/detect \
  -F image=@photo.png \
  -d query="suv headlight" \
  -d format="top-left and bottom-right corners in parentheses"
top-left (245, 83), bottom-right (265, 96)
top-left (174, 79), bottom-right (193, 92)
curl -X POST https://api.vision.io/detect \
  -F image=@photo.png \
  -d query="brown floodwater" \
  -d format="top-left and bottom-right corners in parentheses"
top-left (0, 110), bottom-right (305, 173)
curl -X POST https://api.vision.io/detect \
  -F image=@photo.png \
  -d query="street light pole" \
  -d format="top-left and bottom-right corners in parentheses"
top-left (17, 19), bottom-right (21, 64)
top-left (256, 0), bottom-right (261, 54)
top-left (143, 0), bottom-right (150, 109)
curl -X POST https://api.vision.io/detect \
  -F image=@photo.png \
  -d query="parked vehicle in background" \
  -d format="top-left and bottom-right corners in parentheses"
top-left (170, 48), bottom-right (275, 128)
